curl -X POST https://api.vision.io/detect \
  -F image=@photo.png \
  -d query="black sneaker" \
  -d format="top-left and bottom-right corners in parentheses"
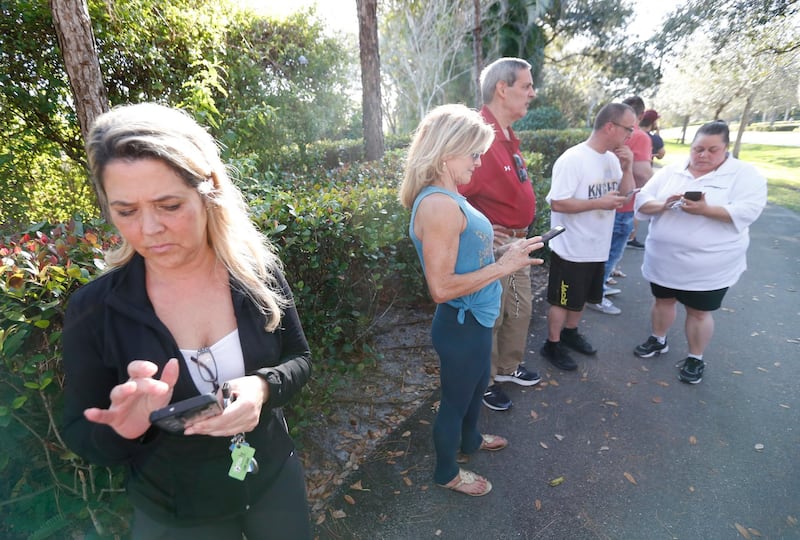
top-left (678, 357), bottom-right (705, 384)
top-left (540, 341), bottom-right (578, 371)
top-left (560, 329), bottom-right (597, 355)
top-left (494, 365), bottom-right (541, 386)
top-left (634, 336), bottom-right (669, 358)
top-left (627, 238), bottom-right (645, 249)
top-left (482, 385), bottom-right (512, 411)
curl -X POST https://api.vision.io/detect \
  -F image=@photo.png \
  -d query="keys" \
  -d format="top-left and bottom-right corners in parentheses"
top-left (224, 386), bottom-right (259, 480)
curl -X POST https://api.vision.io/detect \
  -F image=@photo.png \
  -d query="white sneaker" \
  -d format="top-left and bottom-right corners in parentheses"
top-left (604, 287), bottom-right (621, 297)
top-left (586, 297), bottom-right (621, 315)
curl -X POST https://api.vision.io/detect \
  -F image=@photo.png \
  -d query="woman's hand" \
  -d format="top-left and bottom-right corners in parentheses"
top-left (184, 375), bottom-right (268, 437)
top-left (84, 358), bottom-right (180, 440)
top-left (496, 237), bottom-right (545, 270)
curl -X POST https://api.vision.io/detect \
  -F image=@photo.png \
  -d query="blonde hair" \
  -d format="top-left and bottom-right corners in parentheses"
top-left (398, 104), bottom-right (494, 209)
top-left (86, 103), bottom-right (287, 331)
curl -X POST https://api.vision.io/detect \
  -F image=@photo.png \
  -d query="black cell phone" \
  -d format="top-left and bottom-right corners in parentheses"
top-left (684, 191), bottom-right (702, 201)
top-left (149, 393), bottom-right (222, 433)
top-left (540, 225), bottom-right (566, 243)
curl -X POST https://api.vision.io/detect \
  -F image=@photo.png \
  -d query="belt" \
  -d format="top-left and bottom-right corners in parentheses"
top-left (496, 227), bottom-right (528, 238)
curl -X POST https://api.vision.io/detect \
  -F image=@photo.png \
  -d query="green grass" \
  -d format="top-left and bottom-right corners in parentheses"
top-left (661, 141), bottom-right (800, 214)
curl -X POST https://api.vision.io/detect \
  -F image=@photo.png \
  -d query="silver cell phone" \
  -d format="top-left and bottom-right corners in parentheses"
top-left (149, 393), bottom-right (222, 433)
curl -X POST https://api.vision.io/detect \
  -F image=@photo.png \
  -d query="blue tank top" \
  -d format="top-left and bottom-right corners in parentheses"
top-left (409, 186), bottom-right (501, 328)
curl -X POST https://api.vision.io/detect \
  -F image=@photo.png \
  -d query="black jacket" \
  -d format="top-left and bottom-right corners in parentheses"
top-left (61, 254), bottom-right (312, 525)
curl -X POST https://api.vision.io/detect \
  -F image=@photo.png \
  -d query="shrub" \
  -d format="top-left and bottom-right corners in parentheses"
top-left (517, 128), bottom-right (589, 178)
top-left (0, 219), bottom-right (130, 540)
top-left (514, 106), bottom-right (569, 131)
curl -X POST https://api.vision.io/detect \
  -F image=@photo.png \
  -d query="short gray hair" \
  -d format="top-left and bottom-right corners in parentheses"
top-left (480, 58), bottom-right (532, 105)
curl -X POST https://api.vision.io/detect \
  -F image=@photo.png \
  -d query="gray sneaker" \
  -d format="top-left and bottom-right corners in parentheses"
top-left (586, 297), bottom-right (621, 315)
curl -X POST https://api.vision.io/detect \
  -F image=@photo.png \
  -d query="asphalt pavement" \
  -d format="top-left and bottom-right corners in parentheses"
top-left (314, 204), bottom-right (800, 540)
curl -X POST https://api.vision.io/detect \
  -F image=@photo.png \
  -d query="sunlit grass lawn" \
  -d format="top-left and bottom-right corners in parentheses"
top-left (661, 141), bottom-right (800, 214)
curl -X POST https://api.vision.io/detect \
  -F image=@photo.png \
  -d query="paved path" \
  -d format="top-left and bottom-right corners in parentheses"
top-left (314, 204), bottom-right (800, 540)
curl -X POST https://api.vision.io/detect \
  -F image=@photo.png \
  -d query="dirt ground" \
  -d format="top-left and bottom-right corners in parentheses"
top-left (298, 265), bottom-right (550, 522)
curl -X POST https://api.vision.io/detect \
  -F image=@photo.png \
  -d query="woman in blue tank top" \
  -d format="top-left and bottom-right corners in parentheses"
top-left (398, 104), bottom-right (544, 496)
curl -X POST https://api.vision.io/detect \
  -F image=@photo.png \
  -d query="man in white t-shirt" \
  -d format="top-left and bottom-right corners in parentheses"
top-left (540, 103), bottom-right (635, 371)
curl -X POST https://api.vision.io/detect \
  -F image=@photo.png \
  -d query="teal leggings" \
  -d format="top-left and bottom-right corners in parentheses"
top-left (431, 304), bottom-right (492, 485)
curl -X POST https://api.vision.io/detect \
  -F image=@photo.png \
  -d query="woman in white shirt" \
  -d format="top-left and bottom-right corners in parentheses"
top-left (632, 121), bottom-right (767, 384)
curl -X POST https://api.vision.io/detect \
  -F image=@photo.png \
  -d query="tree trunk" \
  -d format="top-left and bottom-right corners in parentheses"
top-left (472, 0), bottom-right (483, 108)
top-left (733, 93), bottom-right (755, 159)
top-left (680, 115), bottom-right (690, 145)
top-left (50, 0), bottom-right (108, 144)
top-left (357, 0), bottom-right (384, 161)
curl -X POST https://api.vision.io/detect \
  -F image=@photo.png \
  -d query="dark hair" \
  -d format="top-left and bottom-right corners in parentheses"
top-left (622, 96), bottom-right (645, 116)
top-left (593, 103), bottom-right (634, 131)
top-left (694, 120), bottom-right (730, 145)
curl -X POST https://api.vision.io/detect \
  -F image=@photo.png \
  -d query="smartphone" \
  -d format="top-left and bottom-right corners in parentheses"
top-left (149, 393), bottom-right (222, 433)
top-left (540, 225), bottom-right (566, 243)
top-left (684, 191), bottom-right (702, 201)
top-left (625, 188), bottom-right (641, 199)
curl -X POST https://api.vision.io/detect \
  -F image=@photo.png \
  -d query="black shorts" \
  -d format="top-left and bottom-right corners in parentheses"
top-left (546, 251), bottom-right (605, 311)
top-left (650, 283), bottom-right (729, 312)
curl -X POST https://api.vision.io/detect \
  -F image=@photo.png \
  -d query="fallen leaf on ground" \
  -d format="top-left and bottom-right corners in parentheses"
top-left (732, 370), bottom-right (743, 375)
top-left (315, 514), bottom-right (326, 525)
top-left (688, 486), bottom-right (695, 493)
top-left (403, 476), bottom-right (413, 487)
top-left (787, 515), bottom-right (798, 526)
top-left (350, 480), bottom-right (369, 491)
top-left (419, 419), bottom-right (430, 425)
top-left (548, 476), bottom-right (565, 487)
top-left (535, 499), bottom-right (542, 511)
top-left (652, 396), bottom-right (662, 403)
top-left (530, 410), bottom-right (539, 420)
top-left (540, 441), bottom-right (549, 449)
top-left (331, 509), bottom-right (347, 519)
top-left (344, 494), bottom-right (355, 505)
top-left (401, 430), bottom-right (411, 437)
top-left (604, 401), bottom-right (619, 407)
top-left (623, 472), bottom-right (637, 485)
top-left (554, 434), bottom-right (564, 441)
top-left (435, 530), bottom-right (442, 537)
top-left (689, 436), bottom-right (697, 445)
top-left (748, 528), bottom-right (762, 537)
top-left (549, 379), bottom-right (560, 387)
top-left (780, 404), bottom-right (790, 409)
top-left (734, 522), bottom-right (751, 539)
top-left (656, 380), bottom-right (670, 387)
top-left (757, 367), bottom-right (768, 372)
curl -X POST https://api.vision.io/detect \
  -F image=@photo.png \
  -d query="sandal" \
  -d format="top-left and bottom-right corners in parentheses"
top-left (457, 434), bottom-right (508, 463)
top-left (611, 269), bottom-right (626, 278)
top-left (479, 434), bottom-right (508, 451)
top-left (438, 468), bottom-right (492, 496)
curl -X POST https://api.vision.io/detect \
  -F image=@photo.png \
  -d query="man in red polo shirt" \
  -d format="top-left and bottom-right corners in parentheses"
top-left (458, 57), bottom-right (539, 411)
top-left (586, 96), bottom-right (653, 315)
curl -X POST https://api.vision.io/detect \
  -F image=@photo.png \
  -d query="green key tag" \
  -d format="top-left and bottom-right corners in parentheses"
top-left (228, 444), bottom-right (256, 481)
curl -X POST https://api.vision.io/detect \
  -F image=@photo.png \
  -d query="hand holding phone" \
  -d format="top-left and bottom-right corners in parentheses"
top-left (149, 393), bottom-right (222, 434)
top-left (683, 191), bottom-right (702, 201)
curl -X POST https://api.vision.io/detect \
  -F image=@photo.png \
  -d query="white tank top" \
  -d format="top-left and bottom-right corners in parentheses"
top-left (179, 329), bottom-right (245, 394)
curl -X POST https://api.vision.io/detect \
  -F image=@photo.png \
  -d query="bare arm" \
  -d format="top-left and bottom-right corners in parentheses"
top-left (414, 194), bottom-right (543, 304)
top-left (632, 160), bottom-right (653, 188)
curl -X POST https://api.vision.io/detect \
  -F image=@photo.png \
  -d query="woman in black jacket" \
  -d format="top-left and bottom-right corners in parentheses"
top-left (62, 103), bottom-right (312, 539)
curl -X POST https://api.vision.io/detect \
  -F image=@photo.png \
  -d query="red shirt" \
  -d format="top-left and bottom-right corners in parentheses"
top-left (458, 107), bottom-right (536, 229)
top-left (619, 126), bottom-right (652, 212)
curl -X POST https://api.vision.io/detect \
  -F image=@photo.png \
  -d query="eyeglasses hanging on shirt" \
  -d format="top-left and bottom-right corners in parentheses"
top-left (512, 153), bottom-right (529, 183)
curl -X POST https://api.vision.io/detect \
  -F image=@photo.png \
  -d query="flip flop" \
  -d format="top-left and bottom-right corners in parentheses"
top-left (457, 434), bottom-right (508, 463)
top-left (437, 468), bottom-right (492, 496)
top-left (479, 434), bottom-right (508, 451)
